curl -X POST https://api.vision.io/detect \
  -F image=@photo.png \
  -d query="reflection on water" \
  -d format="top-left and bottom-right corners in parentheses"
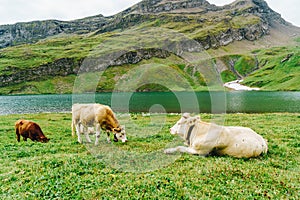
top-left (227, 91), bottom-right (300, 113)
top-left (0, 94), bottom-right (72, 115)
top-left (0, 91), bottom-right (299, 115)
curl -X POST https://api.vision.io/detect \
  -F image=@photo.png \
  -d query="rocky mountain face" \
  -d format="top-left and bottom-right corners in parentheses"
top-left (0, 14), bottom-right (109, 48)
top-left (0, 49), bottom-right (171, 87)
top-left (1, 0), bottom-right (297, 49)
top-left (0, 58), bottom-right (80, 87)
top-left (127, 0), bottom-right (219, 14)
top-left (96, 0), bottom-right (299, 49)
top-left (0, 0), bottom-right (298, 49)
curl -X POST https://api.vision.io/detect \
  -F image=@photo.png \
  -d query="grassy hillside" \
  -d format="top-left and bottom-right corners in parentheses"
top-left (0, 113), bottom-right (299, 199)
top-left (243, 46), bottom-right (300, 90)
top-left (0, 24), bottom-right (299, 94)
top-left (0, 55), bottom-right (211, 94)
top-left (0, 33), bottom-right (110, 72)
top-left (209, 41), bottom-right (300, 91)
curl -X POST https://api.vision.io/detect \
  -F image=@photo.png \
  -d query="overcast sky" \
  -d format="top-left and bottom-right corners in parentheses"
top-left (0, 0), bottom-right (299, 27)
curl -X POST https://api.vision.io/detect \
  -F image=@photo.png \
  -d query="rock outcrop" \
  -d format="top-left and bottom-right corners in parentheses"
top-left (0, 49), bottom-right (171, 86)
top-left (128, 0), bottom-right (219, 14)
top-left (0, 58), bottom-right (81, 86)
top-left (0, 15), bottom-right (108, 48)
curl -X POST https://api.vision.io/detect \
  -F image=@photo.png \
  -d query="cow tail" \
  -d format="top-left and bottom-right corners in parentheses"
top-left (263, 139), bottom-right (268, 154)
top-left (71, 120), bottom-right (75, 137)
top-left (15, 126), bottom-right (20, 142)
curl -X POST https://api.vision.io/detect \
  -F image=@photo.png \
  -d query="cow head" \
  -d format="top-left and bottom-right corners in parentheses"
top-left (112, 125), bottom-right (127, 142)
top-left (39, 137), bottom-right (50, 143)
top-left (170, 113), bottom-right (200, 138)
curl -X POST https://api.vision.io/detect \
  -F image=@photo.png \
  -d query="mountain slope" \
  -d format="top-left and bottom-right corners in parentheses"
top-left (0, 0), bottom-right (299, 94)
top-left (0, 14), bottom-right (109, 48)
top-left (86, 0), bottom-right (300, 50)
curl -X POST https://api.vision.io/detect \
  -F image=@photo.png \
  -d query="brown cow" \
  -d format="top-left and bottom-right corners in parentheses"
top-left (15, 119), bottom-right (50, 143)
top-left (72, 103), bottom-right (127, 145)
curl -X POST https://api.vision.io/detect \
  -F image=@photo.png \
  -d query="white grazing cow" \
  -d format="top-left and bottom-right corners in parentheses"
top-left (72, 103), bottom-right (127, 145)
top-left (164, 113), bottom-right (268, 158)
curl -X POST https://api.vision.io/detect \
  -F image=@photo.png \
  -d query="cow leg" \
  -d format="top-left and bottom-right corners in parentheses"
top-left (16, 128), bottom-right (20, 142)
top-left (71, 120), bottom-right (75, 137)
top-left (95, 124), bottom-right (101, 145)
top-left (75, 122), bottom-right (83, 143)
top-left (82, 125), bottom-right (92, 143)
top-left (106, 131), bottom-right (111, 143)
top-left (164, 146), bottom-right (208, 156)
top-left (17, 134), bottom-right (20, 142)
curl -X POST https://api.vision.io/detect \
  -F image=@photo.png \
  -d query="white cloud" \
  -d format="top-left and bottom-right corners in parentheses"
top-left (0, 0), bottom-right (141, 24)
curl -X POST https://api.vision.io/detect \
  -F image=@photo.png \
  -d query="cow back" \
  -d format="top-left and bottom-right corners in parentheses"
top-left (96, 104), bottom-right (120, 131)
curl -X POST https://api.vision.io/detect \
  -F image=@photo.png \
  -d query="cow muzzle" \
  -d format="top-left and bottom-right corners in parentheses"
top-left (113, 134), bottom-right (128, 142)
top-left (40, 138), bottom-right (50, 143)
top-left (170, 127), bottom-right (177, 135)
top-left (113, 134), bottom-right (118, 142)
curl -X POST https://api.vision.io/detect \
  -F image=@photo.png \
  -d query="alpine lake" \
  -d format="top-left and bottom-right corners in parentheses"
top-left (1, 91), bottom-right (299, 115)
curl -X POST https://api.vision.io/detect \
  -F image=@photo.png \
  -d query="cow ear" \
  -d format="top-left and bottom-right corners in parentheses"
top-left (113, 127), bottom-right (121, 133)
top-left (182, 113), bottom-right (190, 119)
top-left (189, 118), bottom-right (196, 125)
top-left (189, 116), bottom-right (200, 125)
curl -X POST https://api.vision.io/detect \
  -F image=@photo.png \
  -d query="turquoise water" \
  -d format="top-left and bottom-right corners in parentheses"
top-left (0, 91), bottom-right (299, 115)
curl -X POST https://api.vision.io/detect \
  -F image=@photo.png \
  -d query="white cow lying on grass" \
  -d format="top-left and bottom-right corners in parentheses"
top-left (164, 113), bottom-right (268, 158)
top-left (72, 103), bottom-right (127, 145)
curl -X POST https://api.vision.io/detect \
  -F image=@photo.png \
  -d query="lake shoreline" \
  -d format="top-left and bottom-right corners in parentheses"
top-left (1, 91), bottom-right (300, 115)
top-left (223, 79), bottom-right (260, 91)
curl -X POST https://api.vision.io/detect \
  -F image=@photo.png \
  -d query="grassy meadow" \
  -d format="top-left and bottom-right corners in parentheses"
top-left (0, 112), bottom-right (299, 199)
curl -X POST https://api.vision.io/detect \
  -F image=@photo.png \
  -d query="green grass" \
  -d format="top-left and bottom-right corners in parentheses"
top-left (234, 55), bottom-right (257, 76)
top-left (243, 46), bottom-right (300, 90)
top-left (0, 113), bottom-right (299, 199)
top-left (0, 75), bottom-right (77, 94)
top-left (220, 70), bottom-right (237, 82)
top-left (0, 33), bottom-right (115, 74)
